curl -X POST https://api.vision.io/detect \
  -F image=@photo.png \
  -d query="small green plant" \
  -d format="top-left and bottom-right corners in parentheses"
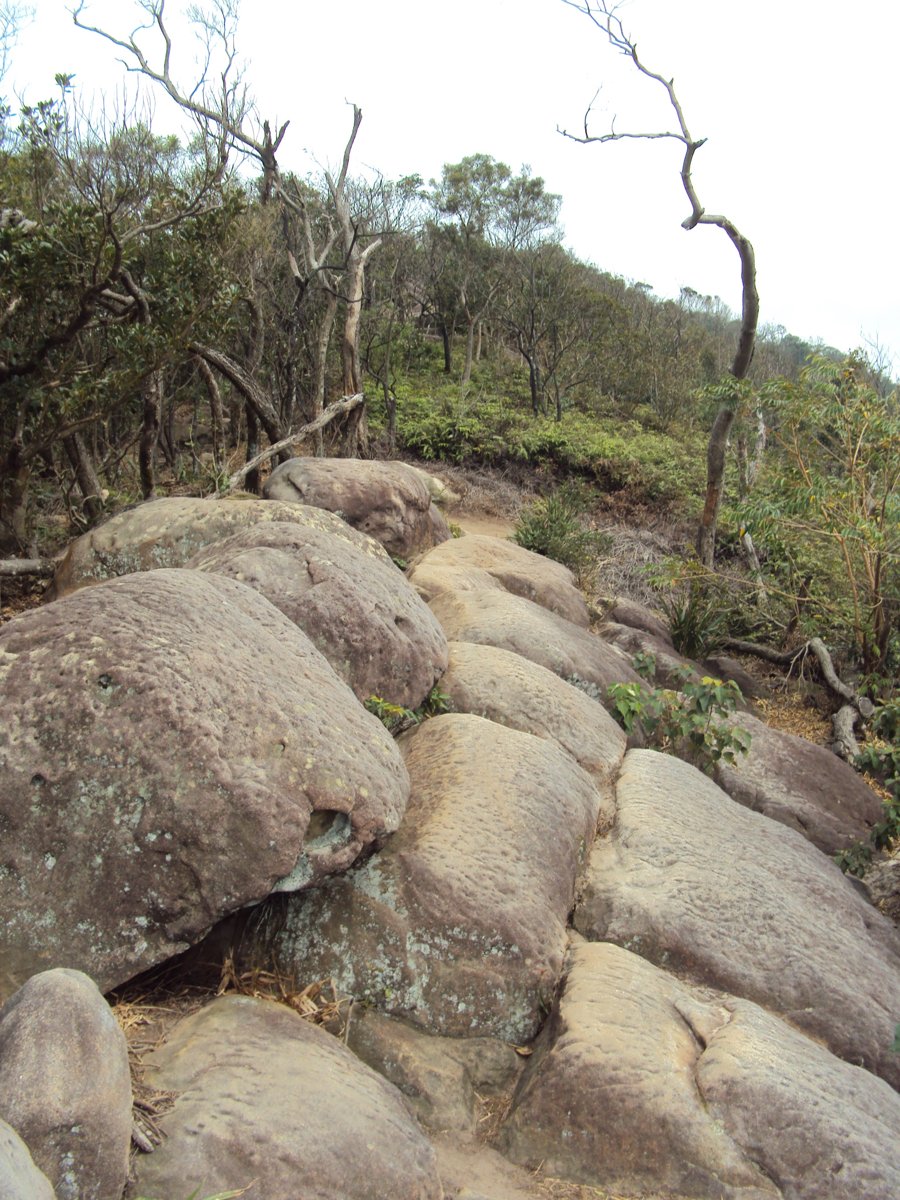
top-left (836, 699), bottom-right (900, 876)
top-left (660, 576), bottom-right (730, 659)
top-left (606, 660), bottom-right (751, 774)
top-left (513, 482), bottom-right (610, 586)
top-left (365, 685), bottom-right (453, 735)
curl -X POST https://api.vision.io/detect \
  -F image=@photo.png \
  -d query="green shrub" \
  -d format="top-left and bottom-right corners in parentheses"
top-left (513, 483), bottom-right (610, 586)
top-left (605, 660), bottom-right (751, 774)
top-left (365, 685), bottom-right (453, 736)
top-left (836, 699), bottom-right (900, 876)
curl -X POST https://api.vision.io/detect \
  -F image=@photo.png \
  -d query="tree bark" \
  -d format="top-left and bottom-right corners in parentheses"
top-left (63, 432), bottom-right (105, 522)
top-left (138, 370), bottom-right (163, 499)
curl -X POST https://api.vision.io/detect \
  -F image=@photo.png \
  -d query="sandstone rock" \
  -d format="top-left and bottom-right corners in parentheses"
top-left (264, 457), bottom-right (451, 558)
top-left (574, 749), bottom-right (900, 1088)
top-left (404, 464), bottom-right (463, 507)
top-left (604, 597), bottom-right (674, 646)
top-left (598, 619), bottom-right (698, 687)
top-left (704, 654), bottom-right (769, 699)
top-left (0, 1119), bottom-right (56, 1200)
top-left (132, 994), bottom-right (442, 1200)
top-left (427, 589), bottom-right (640, 699)
top-left (185, 521), bottom-right (448, 708)
top-left (410, 534), bottom-right (589, 627)
top-left (440, 641), bottom-right (626, 788)
top-left (714, 710), bottom-right (885, 854)
top-left (865, 855), bottom-right (900, 926)
top-left (0, 570), bottom-right (409, 997)
top-left (0, 970), bottom-right (131, 1200)
top-left (47, 494), bottom-right (388, 599)
top-left (262, 714), bottom-right (607, 1041)
top-left (347, 1008), bottom-right (521, 1134)
top-left (407, 561), bottom-right (508, 605)
top-left (503, 941), bottom-right (900, 1200)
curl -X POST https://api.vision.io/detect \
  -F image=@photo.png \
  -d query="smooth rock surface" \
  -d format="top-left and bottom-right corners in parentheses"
top-left (0, 970), bottom-right (131, 1200)
top-left (714, 710), bottom-right (885, 854)
top-left (574, 749), bottom-right (900, 1087)
top-left (427, 589), bottom-right (640, 699)
top-left (263, 714), bottom-right (607, 1041)
top-left (604, 597), bottom-right (674, 646)
top-left (264, 457), bottom-right (451, 558)
top-left (47, 494), bottom-right (388, 598)
top-left (503, 941), bottom-right (900, 1200)
top-left (0, 570), bottom-right (409, 996)
top-left (0, 1119), bottom-right (56, 1200)
top-left (440, 641), bottom-right (626, 787)
top-left (186, 520), bottom-right (448, 708)
top-left (132, 995), bottom-right (442, 1200)
top-left (598, 619), bottom-right (698, 687)
top-left (410, 533), bottom-right (590, 626)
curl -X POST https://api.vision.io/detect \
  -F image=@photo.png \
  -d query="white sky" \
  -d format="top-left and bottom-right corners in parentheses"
top-left (8, 0), bottom-right (900, 367)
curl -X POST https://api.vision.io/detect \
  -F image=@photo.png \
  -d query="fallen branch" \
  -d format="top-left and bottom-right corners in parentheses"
top-left (0, 557), bottom-right (56, 578)
top-left (832, 704), bottom-right (862, 762)
top-left (222, 394), bottom-right (364, 493)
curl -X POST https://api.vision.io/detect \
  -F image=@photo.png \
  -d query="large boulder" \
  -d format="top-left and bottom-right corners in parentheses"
top-left (0, 570), bottom-right (409, 998)
top-left (0, 1120), bottom-right (55, 1200)
top-left (264, 457), bottom-right (451, 558)
top-left (47, 494), bottom-right (389, 599)
top-left (439, 641), bottom-right (626, 788)
top-left (427, 589), bottom-right (641, 699)
top-left (185, 521), bottom-right (448, 708)
top-left (574, 749), bottom-right (900, 1088)
top-left (598, 618), bottom-right (699, 688)
top-left (603, 597), bottom-right (674, 646)
top-left (0, 970), bottom-right (131, 1200)
top-left (131, 995), bottom-right (443, 1200)
top-left (410, 533), bottom-right (590, 627)
top-left (258, 714), bottom-right (607, 1042)
top-left (502, 941), bottom-right (900, 1200)
top-left (714, 710), bottom-right (885, 854)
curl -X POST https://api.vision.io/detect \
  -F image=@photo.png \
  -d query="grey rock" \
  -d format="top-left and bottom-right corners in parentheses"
top-left (0, 970), bottom-right (131, 1200)
top-left (0, 1118), bottom-right (56, 1200)
top-left (186, 520), bottom-right (448, 708)
top-left (264, 456), bottom-right (451, 558)
top-left (0, 570), bottom-right (409, 997)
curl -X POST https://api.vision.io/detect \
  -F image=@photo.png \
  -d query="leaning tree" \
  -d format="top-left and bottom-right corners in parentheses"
top-left (561, 0), bottom-right (759, 567)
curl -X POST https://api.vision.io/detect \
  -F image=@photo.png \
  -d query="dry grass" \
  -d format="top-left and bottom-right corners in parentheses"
top-left (217, 956), bottom-right (352, 1038)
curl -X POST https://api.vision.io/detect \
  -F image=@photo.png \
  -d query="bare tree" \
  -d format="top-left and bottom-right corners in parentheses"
top-left (561, 0), bottom-right (760, 566)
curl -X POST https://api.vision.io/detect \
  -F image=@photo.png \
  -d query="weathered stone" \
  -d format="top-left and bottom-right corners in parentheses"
top-left (714, 710), bottom-right (885, 854)
top-left (411, 534), bottom-right (590, 627)
top-left (604, 597), bottom-right (674, 645)
top-left (440, 641), bottom-right (626, 788)
top-left (0, 570), bottom-right (409, 997)
top-left (704, 654), bottom-right (769, 699)
top-left (574, 749), bottom-right (900, 1088)
top-left (185, 521), bottom-right (448, 708)
top-left (0, 1119), bottom-right (56, 1200)
top-left (0, 970), bottom-right (131, 1200)
top-left (865, 855), bottom-right (900, 926)
top-left (503, 941), bottom-right (900, 1200)
top-left (404, 464), bottom-right (463, 506)
top-left (347, 1008), bottom-right (520, 1134)
top-left (47, 494), bottom-right (388, 599)
top-left (264, 457), bottom-right (451, 558)
top-left (263, 714), bottom-right (607, 1041)
top-left (132, 995), bottom-right (442, 1200)
top-left (407, 561), bottom-right (508, 605)
top-left (598, 619), bottom-right (698, 687)
top-left (427, 589), bottom-right (640, 699)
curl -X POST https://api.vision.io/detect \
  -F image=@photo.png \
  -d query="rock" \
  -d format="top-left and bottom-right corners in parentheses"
top-left (347, 1008), bottom-right (521, 1135)
top-left (574, 749), bottom-right (900, 1088)
top-left (440, 641), bottom-right (626, 788)
top-left (410, 534), bottom-right (589, 627)
top-left (132, 994), bottom-right (442, 1200)
top-left (714, 710), bottom-right (885, 854)
top-left (408, 562), bottom-right (508, 604)
top-left (427, 589), bottom-right (641, 700)
top-left (261, 714), bottom-right (607, 1041)
top-left (0, 570), bottom-right (409, 998)
top-left (0, 1119), bottom-right (56, 1200)
top-left (264, 457), bottom-right (451, 558)
top-left (47, 494), bottom-right (388, 599)
top-left (404, 464), bottom-right (463, 507)
top-left (185, 521), bottom-right (448, 709)
top-left (604, 597), bottom-right (674, 646)
top-left (0, 970), bottom-right (131, 1200)
top-left (703, 654), bottom-right (769, 699)
top-left (502, 941), bottom-right (900, 1200)
top-left (598, 619), bottom-right (698, 687)
top-left (864, 855), bottom-right (900, 926)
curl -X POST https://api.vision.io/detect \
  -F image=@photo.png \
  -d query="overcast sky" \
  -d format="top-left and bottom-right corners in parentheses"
top-left (8, 0), bottom-right (900, 368)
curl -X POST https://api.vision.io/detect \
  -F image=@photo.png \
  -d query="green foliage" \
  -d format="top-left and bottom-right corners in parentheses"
top-left (661, 575), bottom-right (731, 659)
top-left (365, 685), bottom-right (453, 735)
top-left (513, 482), bottom-right (610, 585)
top-left (606, 660), bottom-right (752, 774)
top-left (836, 699), bottom-right (900, 876)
